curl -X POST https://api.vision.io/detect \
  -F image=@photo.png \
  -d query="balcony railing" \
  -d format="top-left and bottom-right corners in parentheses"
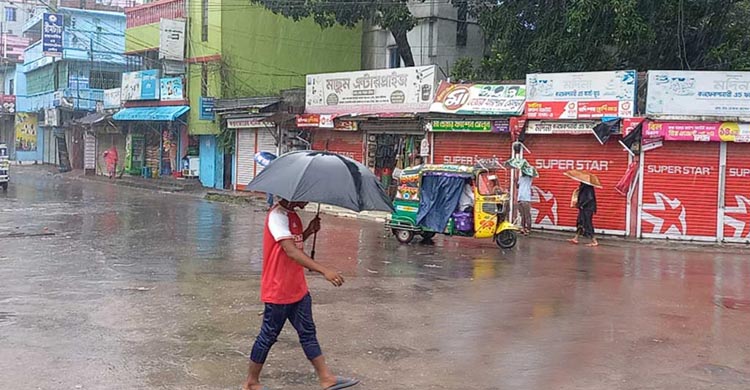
top-left (125, 0), bottom-right (185, 28)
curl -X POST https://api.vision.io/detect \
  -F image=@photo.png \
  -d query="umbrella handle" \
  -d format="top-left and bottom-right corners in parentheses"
top-left (310, 204), bottom-right (321, 259)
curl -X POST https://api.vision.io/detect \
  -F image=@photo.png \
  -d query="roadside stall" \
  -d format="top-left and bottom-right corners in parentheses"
top-left (523, 70), bottom-right (638, 235)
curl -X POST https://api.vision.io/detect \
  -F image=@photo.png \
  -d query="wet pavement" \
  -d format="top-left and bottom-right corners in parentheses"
top-left (2, 167), bottom-right (750, 390)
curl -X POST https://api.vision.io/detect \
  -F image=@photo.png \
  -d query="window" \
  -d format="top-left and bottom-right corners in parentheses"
top-left (8, 79), bottom-right (14, 96)
top-left (90, 71), bottom-right (121, 90)
top-left (201, 0), bottom-right (208, 41)
top-left (456, 1), bottom-right (468, 47)
top-left (201, 64), bottom-right (208, 96)
top-left (5, 7), bottom-right (16, 22)
top-left (388, 46), bottom-right (400, 69)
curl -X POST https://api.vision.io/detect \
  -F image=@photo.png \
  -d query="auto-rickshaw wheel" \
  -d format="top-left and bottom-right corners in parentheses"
top-left (420, 232), bottom-right (436, 240)
top-left (1, 182), bottom-right (6, 191)
top-left (495, 230), bottom-right (517, 249)
top-left (393, 229), bottom-right (415, 244)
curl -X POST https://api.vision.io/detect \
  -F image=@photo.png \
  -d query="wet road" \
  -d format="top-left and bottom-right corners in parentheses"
top-left (2, 167), bottom-right (750, 390)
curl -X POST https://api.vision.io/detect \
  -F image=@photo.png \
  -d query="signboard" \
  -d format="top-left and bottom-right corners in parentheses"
top-left (305, 65), bottom-right (437, 115)
top-left (645, 121), bottom-right (750, 143)
top-left (159, 18), bottom-right (186, 61)
top-left (226, 118), bottom-right (274, 129)
top-left (646, 71), bottom-right (750, 117)
top-left (526, 120), bottom-right (598, 135)
top-left (44, 108), bottom-right (60, 127)
top-left (295, 114), bottom-right (358, 131)
top-left (427, 120), bottom-right (509, 133)
top-left (526, 70), bottom-right (636, 119)
top-left (430, 82), bottom-right (526, 116)
top-left (15, 113), bottom-right (37, 152)
top-left (199, 97), bottom-right (215, 120)
top-left (103, 88), bottom-right (121, 109)
top-left (121, 70), bottom-right (160, 101)
top-left (159, 77), bottom-right (184, 101)
top-left (42, 13), bottom-right (64, 57)
top-left (0, 95), bottom-right (15, 114)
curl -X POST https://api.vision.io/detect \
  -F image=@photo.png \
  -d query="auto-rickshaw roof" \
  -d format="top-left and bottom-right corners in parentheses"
top-left (403, 164), bottom-right (485, 177)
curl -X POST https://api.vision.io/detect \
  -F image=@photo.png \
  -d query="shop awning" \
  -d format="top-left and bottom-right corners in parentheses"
top-left (113, 106), bottom-right (190, 121)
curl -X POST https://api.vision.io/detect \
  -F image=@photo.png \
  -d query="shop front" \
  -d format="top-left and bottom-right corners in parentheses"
top-left (523, 121), bottom-right (631, 234)
top-left (427, 81), bottom-right (528, 192)
top-left (112, 105), bottom-right (189, 177)
top-left (523, 71), bottom-right (638, 235)
top-left (359, 118), bottom-right (424, 191)
top-left (230, 117), bottom-right (279, 191)
top-left (298, 114), bottom-right (364, 161)
top-left (641, 70), bottom-right (750, 242)
top-left (637, 120), bottom-right (750, 242)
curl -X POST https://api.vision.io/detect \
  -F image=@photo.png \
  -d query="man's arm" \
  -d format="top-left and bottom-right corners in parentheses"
top-left (279, 240), bottom-right (344, 287)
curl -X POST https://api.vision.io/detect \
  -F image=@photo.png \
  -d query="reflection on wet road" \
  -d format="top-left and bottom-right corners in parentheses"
top-left (1, 168), bottom-right (749, 390)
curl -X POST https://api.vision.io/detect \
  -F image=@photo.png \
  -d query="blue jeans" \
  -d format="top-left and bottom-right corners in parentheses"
top-left (250, 293), bottom-right (322, 364)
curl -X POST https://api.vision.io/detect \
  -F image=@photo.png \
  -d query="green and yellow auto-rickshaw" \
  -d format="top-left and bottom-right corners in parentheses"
top-left (385, 164), bottom-right (519, 249)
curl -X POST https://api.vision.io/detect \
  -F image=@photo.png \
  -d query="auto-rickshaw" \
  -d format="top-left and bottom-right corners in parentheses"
top-left (385, 164), bottom-right (519, 249)
top-left (0, 143), bottom-right (9, 191)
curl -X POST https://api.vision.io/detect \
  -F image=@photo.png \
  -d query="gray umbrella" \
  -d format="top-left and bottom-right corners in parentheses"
top-left (246, 150), bottom-right (394, 213)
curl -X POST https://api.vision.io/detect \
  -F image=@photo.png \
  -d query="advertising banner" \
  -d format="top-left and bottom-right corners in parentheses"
top-left (15, 113), bottom-right (38, 152)
top-left (427, 119), bottom-right (509, 133)
top-left (430, 82), bottom-right (525, 116)
top-left (305, 66), bottom-right (436, 115)
top-left (645, 121), bottom-right (750, 143)
top-left (227, 118), bottom-right (274, 129)
top-left (159, 77), bottom-right (184, 101)
top-left (295, 114), bottom-right (358, 131)
top-left (121, 70), bottom-right (160, 101)
top-left (42, 13), bottom-right (64, 57)
top-left (159, 18), bottom-right (186, 61)
top-left (526, 120), bottom-right (598, 135)
top-left (103, 88), bottom-right (121, 109)
top-left (646, 71), bottom-right (750, 117)
top-left (526, 70), bottom-right (636, 119)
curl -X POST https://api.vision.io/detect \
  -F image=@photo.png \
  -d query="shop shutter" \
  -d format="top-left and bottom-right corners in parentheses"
top-left (722, 142), bottom-right (750, 243)
top-left (311, 129), bottom-right (363, 162)
top-left (255, 127), bottom-right (277, 177)
top-left (640, 142), bottom-right (720, 240)
top-left (432, 132), bottom-right (512, 189)
top-left (523, 134), bottom-right (630, 234)
top-left (235, 129), bottom-right (255, 190)
top-left (84, 133), bottom-right (96, 170)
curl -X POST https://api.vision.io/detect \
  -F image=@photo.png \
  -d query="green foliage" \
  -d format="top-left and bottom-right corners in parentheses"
top-left (249, 0), bottom-right (423, 66)
top-left (459, 0), bottom-right (750, 79)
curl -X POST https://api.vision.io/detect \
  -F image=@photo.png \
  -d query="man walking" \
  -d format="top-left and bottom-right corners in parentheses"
top-left (242, 198), bottom-right (359, 390)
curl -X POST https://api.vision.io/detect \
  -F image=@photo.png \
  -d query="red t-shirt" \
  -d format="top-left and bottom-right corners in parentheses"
top-left (261, 205), bottom-right (309, 304)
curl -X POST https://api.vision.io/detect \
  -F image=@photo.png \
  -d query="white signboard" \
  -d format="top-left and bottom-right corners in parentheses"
top-left (305, 65), bottom-right (437, 115)
top-left (226, 118), bottom-right (274, 129)
top-left (526, 120), bottom-right (598, 135)
top-left (526, 70), bottom-right (636, 119)
top-left (159, 18), bottom-right (186, 61)
top-left (646, 71), bottom-right (750, 117)
top-left (103, 88), bottom-right (121, 109)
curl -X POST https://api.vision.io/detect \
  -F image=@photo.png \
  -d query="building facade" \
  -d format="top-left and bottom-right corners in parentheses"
top-left (361, 1), bottom-right (484, 76)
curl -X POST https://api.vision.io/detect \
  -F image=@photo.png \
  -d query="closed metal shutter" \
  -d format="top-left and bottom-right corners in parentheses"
top-left (722, 142), bottom-right (750, 243)
top-left (311, 129), bottom-right (363, 162)
top-left (43, 128), bottom-right (52, 164)
top-left (84, 133), bottom-right (96, 170)
top-left (432, 132), bottom-right (512, 189)
top-left (235, 129), bottom-right (255, 190)
top-left (640, 142), bottom-right (720, 240)
top-left (524, 134), bottom-right (630, 234)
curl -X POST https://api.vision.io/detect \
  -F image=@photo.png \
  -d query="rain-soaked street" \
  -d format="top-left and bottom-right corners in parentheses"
top-left (2, 167), bottom-right (750, 390)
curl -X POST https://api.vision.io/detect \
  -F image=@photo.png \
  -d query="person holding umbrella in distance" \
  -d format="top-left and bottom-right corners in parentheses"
top-left (243, 150), bottom-right (393, 390)
top-left (565, 170), bottom-right (601, 247)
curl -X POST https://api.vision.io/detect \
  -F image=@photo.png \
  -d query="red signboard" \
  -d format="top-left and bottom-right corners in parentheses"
top-left (640, 142), bottom-right (720, 239)
top-left (723, 143), bottom-right (750, 242)
top-left (523, 135), bottom-right (630, 233)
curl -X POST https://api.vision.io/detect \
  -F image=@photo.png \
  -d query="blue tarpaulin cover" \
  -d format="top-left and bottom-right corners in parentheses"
top-left (416, 174), bottom-right (468, 232)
